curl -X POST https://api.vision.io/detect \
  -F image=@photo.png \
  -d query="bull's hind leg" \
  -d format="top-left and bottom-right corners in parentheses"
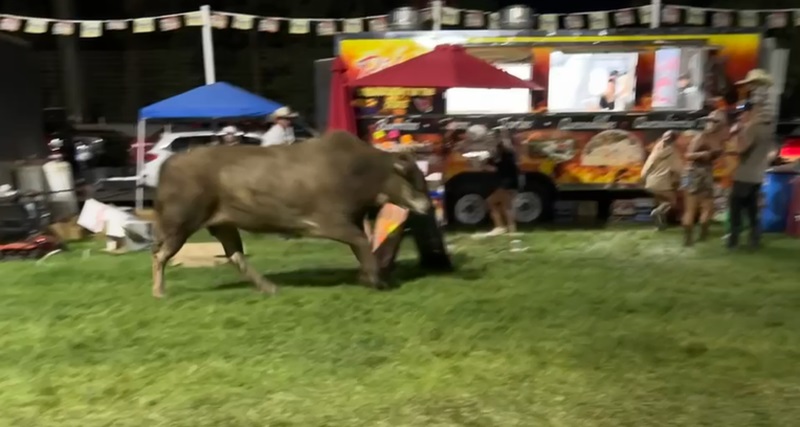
top-left (151, 232), bottom-right (188, 298)
top-left (207, 225), bottom-right (277, 295)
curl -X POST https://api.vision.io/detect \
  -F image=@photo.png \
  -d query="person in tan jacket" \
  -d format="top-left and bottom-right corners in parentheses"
top-left (641, 130), bottom-right (683, 229)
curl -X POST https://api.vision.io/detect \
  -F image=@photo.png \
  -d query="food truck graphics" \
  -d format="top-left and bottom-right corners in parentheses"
top-left (334, 28), bottom-right (784, 225)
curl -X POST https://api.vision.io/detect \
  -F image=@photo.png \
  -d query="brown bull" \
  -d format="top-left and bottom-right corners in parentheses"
top-left (151, 131), bottom-right (430, 298)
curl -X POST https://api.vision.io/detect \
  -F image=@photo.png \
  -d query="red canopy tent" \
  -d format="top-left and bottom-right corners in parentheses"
top-left (326, 57), bottom-right (357, 133)
top-left (348, 44), bottom-right (543, 90)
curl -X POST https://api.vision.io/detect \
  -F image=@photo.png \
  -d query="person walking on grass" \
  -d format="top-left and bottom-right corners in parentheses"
top-left (483, 128), bottom-right (520, 237)
top-left (642, 130), bottom-right (683, 230)
top-left (681, 109), bottom-right (728, 246)
top-left (727, 69), bottom-right (778, 249)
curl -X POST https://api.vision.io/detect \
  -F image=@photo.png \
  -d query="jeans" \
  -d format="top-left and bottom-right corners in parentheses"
top-left (728, 181), bottom-right (761, 247)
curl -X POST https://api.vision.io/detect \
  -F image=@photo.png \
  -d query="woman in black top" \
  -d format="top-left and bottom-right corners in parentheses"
top-left (485, 135), bottom-right (520, 235)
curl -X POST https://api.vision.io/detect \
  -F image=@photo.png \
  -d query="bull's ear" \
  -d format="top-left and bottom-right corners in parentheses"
top-left (393, 160), bottom-right (406, 174)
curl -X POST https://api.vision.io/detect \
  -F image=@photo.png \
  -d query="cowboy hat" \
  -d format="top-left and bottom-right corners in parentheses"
top-left (269, 106), bottom-right (298, 120)
top-left (735, 69), bottom-right (773, 86)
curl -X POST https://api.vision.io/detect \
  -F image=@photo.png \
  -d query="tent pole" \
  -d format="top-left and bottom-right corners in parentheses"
top-left (650, 0), bottom-right (661, 29)
top-left (431, 0), bottom-right (443, 31)
top-left (135, 119), bottom-right (146, 211)
top-left (200, 5), bottom-right (216, 84)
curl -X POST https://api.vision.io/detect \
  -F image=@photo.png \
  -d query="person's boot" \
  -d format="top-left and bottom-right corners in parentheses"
top-left (748, 227), bottom-right (761, 250)
top-left (726, 231), bottom-right (739, 250)
top-left (683, 225), bottom-right (694, 247)
top-left (698, 222), bottom-right (710, 242)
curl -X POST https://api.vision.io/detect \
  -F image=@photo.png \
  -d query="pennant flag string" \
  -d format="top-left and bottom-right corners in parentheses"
top-left (1, 4), bottom-right (800, 37)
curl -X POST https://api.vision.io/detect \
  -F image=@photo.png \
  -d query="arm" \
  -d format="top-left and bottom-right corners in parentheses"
top-left (685, 134), bottom-right (711, 161)
top-left (641, 142), bottom-right (662, 179)
top-left (736, 123), bottom-right (757, 156)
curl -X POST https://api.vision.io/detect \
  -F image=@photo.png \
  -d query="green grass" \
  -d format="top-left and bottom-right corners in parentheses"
top-left (1, 227), bottom-right (800, 426)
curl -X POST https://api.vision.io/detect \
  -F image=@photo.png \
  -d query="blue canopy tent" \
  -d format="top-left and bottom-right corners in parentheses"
top-left (135, 82), bottom-right (284, 209)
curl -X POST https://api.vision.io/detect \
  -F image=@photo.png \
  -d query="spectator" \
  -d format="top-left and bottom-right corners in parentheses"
top-left (641, 130), bottom-right (682, 230)
top-left (681, 109), bottom-right (728, 246)
top-left (261, 107), bottom-right (298, 147)
top-left (727, 70), bottom-right (778, 249)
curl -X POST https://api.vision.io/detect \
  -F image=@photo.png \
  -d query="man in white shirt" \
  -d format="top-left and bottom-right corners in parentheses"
top-left (261, 106), bottom-right (298, 147)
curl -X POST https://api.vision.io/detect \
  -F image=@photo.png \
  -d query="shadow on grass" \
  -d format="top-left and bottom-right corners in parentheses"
top-left (210, 252), bottom-right (480, 291)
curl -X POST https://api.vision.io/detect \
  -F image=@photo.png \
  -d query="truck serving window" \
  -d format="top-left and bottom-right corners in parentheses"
top-left (651, 47), bottom-right (705, 110)
top-left (547, 51), bottom-right (639, 113)
top-left (444, 63), bottom-right (532, 114)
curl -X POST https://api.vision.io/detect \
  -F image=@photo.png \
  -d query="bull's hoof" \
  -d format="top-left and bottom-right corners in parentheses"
top-left (359, 272), bottom-right (388, 290)
top-left (256, 284), bottom-right (278, 296)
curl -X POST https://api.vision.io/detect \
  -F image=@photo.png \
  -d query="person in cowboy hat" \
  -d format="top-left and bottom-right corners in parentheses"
top-left (727, 79), bottom-right (778, 249)
top-left (261, 106), bottom-right (298, 147)
top-left (735, 68), bottom-right (775, 124)
top-left (219, 125), bottom-right (242, 146)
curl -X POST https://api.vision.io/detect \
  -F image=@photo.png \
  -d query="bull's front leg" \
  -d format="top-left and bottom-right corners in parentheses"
top-left (349, 239), bottom-right (386, 290)
top-left (310, 222), bottom-right (386, 290)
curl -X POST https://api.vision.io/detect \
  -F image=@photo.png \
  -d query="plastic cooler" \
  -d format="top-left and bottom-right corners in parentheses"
top-left (761, 170), bottom-right (799, 233)
top-left (786, 176), bottom-right (800, 237)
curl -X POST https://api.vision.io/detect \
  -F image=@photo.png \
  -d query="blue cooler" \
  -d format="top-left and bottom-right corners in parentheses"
top-left (429, 188), bottom-right (445, 226)
top-left (761, 170), bottom-right (799, 233)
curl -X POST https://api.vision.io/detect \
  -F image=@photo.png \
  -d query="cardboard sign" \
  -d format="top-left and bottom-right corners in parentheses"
top-left (370, 204), bottom-right (409, 251)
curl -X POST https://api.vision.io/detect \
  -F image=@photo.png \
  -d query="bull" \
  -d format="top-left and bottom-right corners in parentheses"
top-left (150, 130), bottom-right (431, 298)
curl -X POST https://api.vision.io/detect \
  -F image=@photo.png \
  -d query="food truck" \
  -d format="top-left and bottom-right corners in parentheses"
top-left (328, 28), bottom-right (787, 225)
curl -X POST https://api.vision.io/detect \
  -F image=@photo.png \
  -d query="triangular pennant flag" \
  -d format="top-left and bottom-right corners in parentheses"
top-left (159, 16), bottom-right (181, 32)
top-left (316, 20), bottom-right (336, 36)
top-left (231, 14), bottom-right (254, 30)
top-left (52, 21), bottom-right (75, 36)
top-left (288, 19), bottom-right (310, 34)
top-left (0, 16), bottom-right (22, 32)
top-left (564, 14), bottom-right (584, 29)
top-left (712, 11), bottom-right (732, 28)
top-left (183, 12), bottom-right (202, 27)
top-left (258, 18), bottom-right (280, 32)
top-left (211, 14), bottom-right (229, 29)
top-left (662, 6), bottom-right (681, 25)
top-left (614, 9), bottom-right (635, 26)
top-left (343, 18), bottom-right (363, 33)
top-left (464, 11), bottom-right (485, 28)
top-left (133, 18), bottom-right (155, 33)
top-left (442, 7), bottom-right (460, 26)
top-left (369, 17), bottom-right (387, 32)
top-left (24, 19), bottom-right (49, 34)
top-left (538, 14), bottom-right (558, 32)
top-left (767, 12), bottom-right (788, 29)
top-left (588, 12), bottom-right (608, 30)
top-left (687, 8), bottom-right (706, 25)
top-left (421, 9), bottom-right (432, 22)
top-left (80, 21), bottom-right (103, 38)
top-left (638, 6), bottom-right (652, 25)
top-left (105, 20), bottom-right (128, 31)
top-left (488, 12), bottom-right (500, 29)
top-left (738, 11), bottom-right (758, 27)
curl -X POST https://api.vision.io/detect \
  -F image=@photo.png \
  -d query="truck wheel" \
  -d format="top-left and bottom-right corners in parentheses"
top-left (452, 193), bottom-right (488, 225)
top-left (513, 191), bottom-right (544, 224)
top-left (514, 179), bottom-right (554, 224)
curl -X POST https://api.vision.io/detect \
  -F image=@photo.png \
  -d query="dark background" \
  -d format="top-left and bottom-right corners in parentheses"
top-left (0, 0), bottom-right (799, 125)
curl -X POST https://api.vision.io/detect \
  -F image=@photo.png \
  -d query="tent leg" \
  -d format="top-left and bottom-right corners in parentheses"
top-left (135, 119), bottom-right (146, 211)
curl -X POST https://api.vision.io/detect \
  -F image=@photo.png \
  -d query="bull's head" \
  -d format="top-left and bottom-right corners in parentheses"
top-left (382, 152), bottom-right (431, 215)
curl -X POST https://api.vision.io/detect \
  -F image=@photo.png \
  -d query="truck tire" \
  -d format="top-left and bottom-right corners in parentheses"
top-left (452, 193), bottom-right (488, 225)
top-left (514, 177), bottom-right (554, 224)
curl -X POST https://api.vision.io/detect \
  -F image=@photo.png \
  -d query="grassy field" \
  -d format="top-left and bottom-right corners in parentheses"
top-left (1, 227), bottom-right (800, 426)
